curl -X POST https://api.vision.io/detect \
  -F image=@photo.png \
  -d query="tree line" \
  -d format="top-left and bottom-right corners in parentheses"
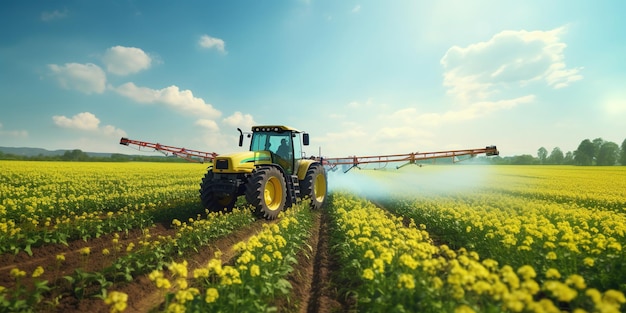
top-left (2, 137), bottom-right (625, 165)
top-left (488, 137), bottom-right (626, 166)
top-left (0, 149), bottom-right (189, 163)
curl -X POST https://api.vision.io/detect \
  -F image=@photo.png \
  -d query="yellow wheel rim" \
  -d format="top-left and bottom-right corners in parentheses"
top-left (264, 176), bottom-right (282, 211)
top-left (313, 174), bottom-right (326, 202)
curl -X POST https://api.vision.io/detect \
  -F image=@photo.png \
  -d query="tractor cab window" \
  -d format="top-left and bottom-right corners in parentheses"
top-left (250, 131), bottom-right (295, 174)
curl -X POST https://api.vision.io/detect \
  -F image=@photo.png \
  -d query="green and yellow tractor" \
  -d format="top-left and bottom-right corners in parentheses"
top-left (199, 125), bottom-right (327, 219)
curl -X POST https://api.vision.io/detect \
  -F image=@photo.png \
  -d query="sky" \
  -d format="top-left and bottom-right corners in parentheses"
top-left (1, 0), bottom-right (625, 158)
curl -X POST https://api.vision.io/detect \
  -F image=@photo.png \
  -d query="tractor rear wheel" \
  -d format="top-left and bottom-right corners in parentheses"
top-left (199, 170), bottom-right (237, 213)
top-left (300, 164), bottom-right (327, 210)
top-left (245, 166), bottom-right (287, 220)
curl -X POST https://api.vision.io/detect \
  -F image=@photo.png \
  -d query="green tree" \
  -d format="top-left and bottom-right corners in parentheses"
top-left (574, 139), bottom-right (594, 166)
top-left (563, 151), bottom-right (574, 165)
top-left (537, 147), bottom-right (548, 164)
top-left (619, 139), bottom-right (626, 165)
top-left (512, 154), bottom-right (536, 165)
top-left (547, 147), bottom-right (564, 165)
top-left (597, 141), bottom-right (619, 166)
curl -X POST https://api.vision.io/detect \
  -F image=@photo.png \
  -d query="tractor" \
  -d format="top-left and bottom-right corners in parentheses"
top-left (120, 126), bottom-right (499, 220)
top-left (199, 125), bottom-right (326, 219)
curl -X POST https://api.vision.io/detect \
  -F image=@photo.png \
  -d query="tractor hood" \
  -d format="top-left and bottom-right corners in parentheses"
top-left (212, 151), bottom-right (273, 174)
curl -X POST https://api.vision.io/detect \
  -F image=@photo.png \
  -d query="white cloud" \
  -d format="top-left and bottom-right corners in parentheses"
top-left (195, 119), bottom-right (219, 132)
top-left (103, 46), bottom-right (152, 75)
top-left (223, 111), bottom-right (256, 129)
top-left (53, 112), bottom-right (101, 130)
top-left (114, 82), bottom-right (221, 119)
top-left (48, 63), bottom-right (106, 94)
top-left (441, 27), bottom-right (582, 103)
top-left (41, 9), bottom-right (68, 22)
top-left (52, 112), bottom-right (126, 137)
top-left (351, 5), bottom-right (361, 13)
top-left (198, 35), bottom-right (227, 54)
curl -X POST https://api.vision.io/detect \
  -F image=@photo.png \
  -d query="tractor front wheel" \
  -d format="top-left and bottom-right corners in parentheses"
top-left (245, 166), bottom-right (287, 219)
top-left (199, 170), bottom-right (237, 213)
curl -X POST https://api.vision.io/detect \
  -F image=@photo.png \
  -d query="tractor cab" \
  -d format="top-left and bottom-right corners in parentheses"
top-left (240, 126), bottom-right (309, 175)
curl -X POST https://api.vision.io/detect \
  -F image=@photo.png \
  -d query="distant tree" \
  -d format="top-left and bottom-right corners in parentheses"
top-left (511, 154), bottom-right (536, 165)
top-left (537, 147), bottom-right (548, 164)
top-left (563, 151), bottom-right (574, 165)
top-left (62, 149), bottom-right (89, 161)
top-left (597, 141), bottom-right (619, 166)
top-left (621, 138), bottom-right (626, 166)
top-left (592, 138), bottom-right (604, 157)
top-left (574, 139), bottom-right (595, 166)
top-left (547, 147), bottom-right (564, 165)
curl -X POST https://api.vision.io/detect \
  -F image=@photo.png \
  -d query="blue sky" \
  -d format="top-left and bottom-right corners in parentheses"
top-left (1, 1), bottom-right (624, 158)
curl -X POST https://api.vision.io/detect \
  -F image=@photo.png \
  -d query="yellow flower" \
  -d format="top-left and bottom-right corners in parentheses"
top-left (546, 268), bottom-right (561, 279)
top-left (583, 257), bottom-right (595, 267)
top-left (397, 273), bottom-right (415, 289)
top-left (517, 265), bottom-right (536, 280)
top-left (455, 304), bottom-right (476, 313)
top-left (603, 289), bottom-right (626, 305)
top-left (566, 274), bottom-right (586, 290)
top-left (205, 287), bottom-right (219, 303)
top-left (166, 303), bottom-right (185, 313)
top-left (193, 268), bottom-right (209, 279)
top-left (102, 248), bottom-right (110, 255)
top-left (10, 268), bottom-right (26, 278)
top-left (261, 254), bottom-right (272, 263)
top-left (362, 268), bottom-right (375, 280)
top-left (79, 247), bottom-right (91, 256)
top-left (32, 266), bottom-right (44, 278)
top-left (544, 281), bottom-right (577, 302)
top-left (546, 251), bottom-right (557, 260)
top-left (155, 278), bottom-right (171, 289)
top-left (169, 260), bottom-right (188, 278)
top-left (250, 264), bottom-right (260, 277)
top-left (105, 291), bottom-right (128, 313)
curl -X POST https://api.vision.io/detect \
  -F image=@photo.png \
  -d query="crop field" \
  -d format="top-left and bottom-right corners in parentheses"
top-left (1, 160), bottom-right (625, 313)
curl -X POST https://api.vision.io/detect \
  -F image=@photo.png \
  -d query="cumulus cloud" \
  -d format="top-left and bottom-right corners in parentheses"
top-left (114, 82), bottom-right (221, 119)
top-left (199, 35), bottom-right (227, 54)
top-left (223, 111), bottom-right (256, 129)
top-left (195, 119), bottom-right (219, 132)
top-left (41, 9), bottom-right (68, 22)
top-left (103, 46), bottom-right (152, 75)
top-left (441, 27), bottom-right (582, 103)
top-left (48, 63), bottom-right (106, 94)
top-left (53, 112), bottom-right (100, 130)
top-left (52, 112), bottom-right (126, 137)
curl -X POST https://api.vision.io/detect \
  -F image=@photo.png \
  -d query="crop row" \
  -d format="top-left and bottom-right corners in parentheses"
top-left (328, 192), bottom-right (625, 312)
top-left (0, 161), bottom-right (208, 256)
top-left (141, 201), bottom-right (315, 313)
top-left (1, 206), bottom-right (255, 312)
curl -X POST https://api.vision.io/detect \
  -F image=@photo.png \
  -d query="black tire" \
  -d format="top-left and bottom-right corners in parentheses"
top-left (300, 164), bottom-right (327, 210)
top-left (199, 169), bottom-right (237, 213)
top-left (245, 166), bottom-right (287, 220)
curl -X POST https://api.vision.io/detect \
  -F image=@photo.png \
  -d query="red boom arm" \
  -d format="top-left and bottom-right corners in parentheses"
top-left (322, 146), bottom-right (499, 172)
top-left (119, 137), bottom-right (217, 163)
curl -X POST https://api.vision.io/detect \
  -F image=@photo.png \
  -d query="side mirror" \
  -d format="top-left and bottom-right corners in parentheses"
top-left (237, 128), bottom-right (244, 147)
top-left (302, 133), bottom-right (309, 146)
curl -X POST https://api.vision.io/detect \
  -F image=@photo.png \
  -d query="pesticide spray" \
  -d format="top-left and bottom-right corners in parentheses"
top-left (326, 163), bottom-right (496, 201)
